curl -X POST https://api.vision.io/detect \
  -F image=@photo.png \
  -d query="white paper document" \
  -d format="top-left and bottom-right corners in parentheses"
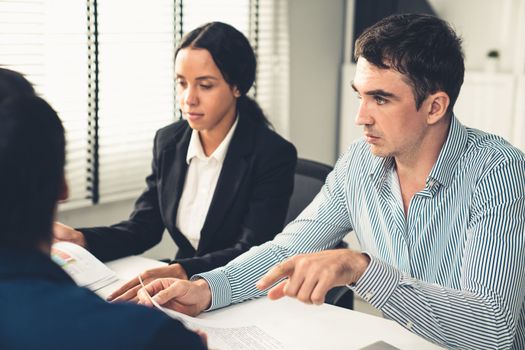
top-left (138, 275), bottom-right (283, 350)
top-left (51, 242), bottom-right (121, 292)
top-left (165, 308), bottom-right (283, 350)
top-left (51, 245), bottom-right (284, 349)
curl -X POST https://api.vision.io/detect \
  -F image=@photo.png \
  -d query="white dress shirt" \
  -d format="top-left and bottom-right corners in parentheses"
top-left (176, 117), bottom-right (239, 250)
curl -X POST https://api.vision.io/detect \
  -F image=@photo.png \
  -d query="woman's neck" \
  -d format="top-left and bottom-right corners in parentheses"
top-left (199, 112), bottom-right (237, 157)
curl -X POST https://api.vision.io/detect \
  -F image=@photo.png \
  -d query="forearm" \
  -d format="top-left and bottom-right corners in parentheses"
top-left (197, 216), bottom-right (351, 310)
top-left (82, 221), bottom-right (164, 261)
top-left (177, 247), bottom-right (244, 277)
top-left (352, 257), bottom-right (519, 350)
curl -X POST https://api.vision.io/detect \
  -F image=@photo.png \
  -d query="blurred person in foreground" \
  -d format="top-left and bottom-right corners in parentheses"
top-left (0, 68), bottom-right (206, 350)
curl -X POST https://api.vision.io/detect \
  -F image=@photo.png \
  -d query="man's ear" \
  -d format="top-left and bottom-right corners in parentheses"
top-left (58, 174), bottom-right (69, 201)
top-left (427, 91), bottom-right (450, 125)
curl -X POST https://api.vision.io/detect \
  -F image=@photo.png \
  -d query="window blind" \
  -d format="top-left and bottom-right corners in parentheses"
top-left (254, 0), bottom-right (290, 138)
top-left (96, 0), bottom-right (175, 202)
top-left (0, 0), bottom-right (91, 208)
top-left (0, 0), bottom-right (289, 209)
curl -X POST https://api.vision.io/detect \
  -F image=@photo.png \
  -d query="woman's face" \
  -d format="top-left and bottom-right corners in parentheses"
top-left (175, 48), bottom-right (239, 137)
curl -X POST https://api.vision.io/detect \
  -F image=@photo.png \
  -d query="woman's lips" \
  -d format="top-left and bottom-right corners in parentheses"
top-left (185, 112), bottom-right (204, 121)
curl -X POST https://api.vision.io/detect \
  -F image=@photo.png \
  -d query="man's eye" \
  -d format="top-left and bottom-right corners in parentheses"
top-left (374, 96), bottom-right (387, 105)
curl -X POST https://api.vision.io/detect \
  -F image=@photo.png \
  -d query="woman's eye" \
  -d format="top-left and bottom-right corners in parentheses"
top-left (200, 84), bottom-right (213, 90)
top-left (176, 80), bottom-right (187, 88)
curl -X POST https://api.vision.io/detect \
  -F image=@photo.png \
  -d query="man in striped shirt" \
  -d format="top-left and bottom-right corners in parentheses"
top-left (137, 14), bottom-right (525, 349)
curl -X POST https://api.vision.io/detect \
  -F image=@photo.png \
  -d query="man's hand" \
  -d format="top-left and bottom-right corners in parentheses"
top-left (108, 264), bottom-right (188, 302)
top-left (53, 222), bottom-right (87, 248)
top-left (256, 249), bottom-right (370, 305)
top-left (137, 278), bottom-right (212, 317)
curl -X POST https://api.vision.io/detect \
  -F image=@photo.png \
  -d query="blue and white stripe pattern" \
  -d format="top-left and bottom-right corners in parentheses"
top-left (197, 116), bottom-right (525, 349)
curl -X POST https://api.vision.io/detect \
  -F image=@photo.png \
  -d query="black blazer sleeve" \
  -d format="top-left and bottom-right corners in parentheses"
top-left (80, 129), bottom-right (169, 261)
top-left (175, 124), bottom-right (297, 276)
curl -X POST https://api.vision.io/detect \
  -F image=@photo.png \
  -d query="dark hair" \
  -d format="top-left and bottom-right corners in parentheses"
top-left (354, 14), bottom-right (464, 115)
top-left (0, 95), bottom-right (65, 248)
top-left (0, 67), bottom-right (36, 102)
top-left (176, 22), bottom-right (271, 127)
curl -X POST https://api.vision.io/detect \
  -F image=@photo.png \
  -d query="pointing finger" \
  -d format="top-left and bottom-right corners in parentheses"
top-left (256, 259), bottom-right (295, 290)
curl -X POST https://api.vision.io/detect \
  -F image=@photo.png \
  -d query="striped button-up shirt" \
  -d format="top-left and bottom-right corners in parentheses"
top-left (197, 116), bottom-right (525, 349)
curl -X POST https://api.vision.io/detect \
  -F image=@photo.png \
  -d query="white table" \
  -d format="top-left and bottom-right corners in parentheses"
top-left (105, 256), bottom-right (444, 350)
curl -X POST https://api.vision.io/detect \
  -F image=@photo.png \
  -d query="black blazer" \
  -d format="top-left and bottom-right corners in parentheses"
top-left (0, 248), bottom-right (205, 350)
top-left (81, 115), bottom-right (297, 276)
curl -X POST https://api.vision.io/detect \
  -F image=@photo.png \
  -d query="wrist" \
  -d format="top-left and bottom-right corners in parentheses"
top-left (194, 278), bottom-right (212, 310)
top-left (354, 252), bottom-right (371, 281)
top-left (77, 231), bottom-right (87, 248)
top-left (170, 263), bottom-right (188, 280)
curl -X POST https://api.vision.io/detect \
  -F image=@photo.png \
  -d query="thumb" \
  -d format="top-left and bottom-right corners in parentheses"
top-left (152, 282), bottom-right (186, 305)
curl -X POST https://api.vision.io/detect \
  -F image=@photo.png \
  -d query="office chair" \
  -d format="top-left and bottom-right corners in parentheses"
top-left (284, 158), bottom-right (354, 310)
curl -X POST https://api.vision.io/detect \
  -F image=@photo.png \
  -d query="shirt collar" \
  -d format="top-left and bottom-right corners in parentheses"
top-left (369, 115), bottom-right (468, 188)
top-left (186, 115), bottom-right (239, 164)
top-left (426, 115), bottom-right (468, 187)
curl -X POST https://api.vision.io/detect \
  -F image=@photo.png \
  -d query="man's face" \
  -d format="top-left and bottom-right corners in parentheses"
top-left (352, 57), bottom-right (430, 160)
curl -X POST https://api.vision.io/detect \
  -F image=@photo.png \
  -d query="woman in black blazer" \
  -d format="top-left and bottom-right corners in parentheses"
top-left (54, 22), bottom-right (297, 300)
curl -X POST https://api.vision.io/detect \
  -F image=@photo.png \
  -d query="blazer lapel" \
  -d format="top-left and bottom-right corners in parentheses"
top-left (159, 125), bottom-right (192, 235)
top-left (197, 117), bottom-right (255, 253)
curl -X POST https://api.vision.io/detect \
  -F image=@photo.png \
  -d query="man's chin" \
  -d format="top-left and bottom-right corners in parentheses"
top-left (368, 144), bottom-right (389, 158)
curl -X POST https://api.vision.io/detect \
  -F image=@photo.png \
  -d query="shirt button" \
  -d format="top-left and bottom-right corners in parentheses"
top-left (406, 321), bottom-right (413, 330)
top-left (364, 292), bottom-right (374, 301)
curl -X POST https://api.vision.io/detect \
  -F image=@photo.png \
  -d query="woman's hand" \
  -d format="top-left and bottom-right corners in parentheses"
top-left (108, 263), bottom-right (188, 302)
top-left (53, 222), bottom-right (87, 248)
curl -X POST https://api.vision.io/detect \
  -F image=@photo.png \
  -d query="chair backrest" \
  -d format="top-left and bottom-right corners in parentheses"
top-left (284, 158), bottom-right (353, 309)
top-left (284, 158), bottom-right (333, 225)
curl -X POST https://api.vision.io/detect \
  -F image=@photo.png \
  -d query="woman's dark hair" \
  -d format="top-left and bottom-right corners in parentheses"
top-left (176, 22), bottom-right (271, 127)
top-left (0, 88), bottom-right (65, 248)
top-left (355, 14), bottom-right (465, 116)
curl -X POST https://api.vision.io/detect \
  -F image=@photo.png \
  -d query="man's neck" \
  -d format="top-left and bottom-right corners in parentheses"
top-left (395, 119), bottom-right (450, 215)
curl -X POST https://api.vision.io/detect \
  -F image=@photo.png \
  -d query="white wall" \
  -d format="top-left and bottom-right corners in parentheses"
top-left (428, 0), bottom-right (525, 72)
top-left (288, 0), bottom-right (345, 165)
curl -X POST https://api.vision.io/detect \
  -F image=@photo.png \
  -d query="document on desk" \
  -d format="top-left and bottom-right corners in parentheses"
top-left (51, 242), bottom-right (121, 292)
top-left (166, 308), bottom-right (283, 350)
top-left (138, 275), bottom-right (283, 350)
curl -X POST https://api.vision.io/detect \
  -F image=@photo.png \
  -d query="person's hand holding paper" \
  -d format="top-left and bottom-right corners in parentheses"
top-left (136, 277), bottom-right (212, 317)
top-left (53, 222), bottom-right (87, 248)
top-left (108, 264), bottom-right (188, 302)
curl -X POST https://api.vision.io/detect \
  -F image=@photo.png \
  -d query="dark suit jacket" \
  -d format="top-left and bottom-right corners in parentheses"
top-left (81, 115), bottom-right (297, 276)
top-left (0, 248), bottom-right (205, 350)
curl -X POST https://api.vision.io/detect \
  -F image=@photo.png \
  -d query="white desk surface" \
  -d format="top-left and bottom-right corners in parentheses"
top-left (106, 256), bottom-right (444, 350)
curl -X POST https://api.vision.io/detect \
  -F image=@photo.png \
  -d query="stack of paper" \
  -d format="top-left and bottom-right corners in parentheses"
top-left (51, 241), bottom-right (121, 292)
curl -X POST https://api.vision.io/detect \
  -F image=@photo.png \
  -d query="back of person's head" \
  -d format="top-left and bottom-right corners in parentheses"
top-left (177, 21), bottom-right (271, 127)
top-left (354, 13), bottom-right (464, 116)
top-left (0, 67), bottom-right (35, 102)
top-left (0, 87), bottom-right (65, 249)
